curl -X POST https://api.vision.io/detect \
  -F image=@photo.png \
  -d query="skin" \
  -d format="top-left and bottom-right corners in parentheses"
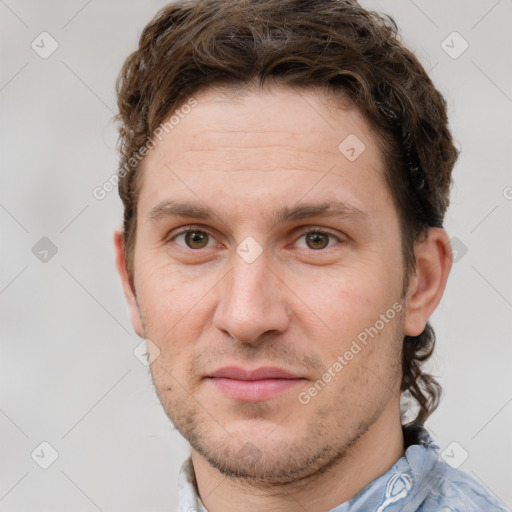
top-left (115, 83), bottom-right (452, 512)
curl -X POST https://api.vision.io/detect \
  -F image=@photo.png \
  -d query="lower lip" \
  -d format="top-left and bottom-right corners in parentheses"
top-left (209, 377), bottom-right (304, 401)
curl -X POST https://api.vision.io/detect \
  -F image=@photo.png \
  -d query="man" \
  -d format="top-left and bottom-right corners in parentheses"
top-left (113, 1), bottom-right (507, 510)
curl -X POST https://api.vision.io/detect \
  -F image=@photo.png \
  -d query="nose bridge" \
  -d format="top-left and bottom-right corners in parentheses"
top-left (229, 250), bottom-right (274, 315)
top-left (213, 246), bottom-right (289, 342)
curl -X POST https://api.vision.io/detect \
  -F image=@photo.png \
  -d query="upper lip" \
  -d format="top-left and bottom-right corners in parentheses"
top-left (208, 366), bottom-right (302, 380)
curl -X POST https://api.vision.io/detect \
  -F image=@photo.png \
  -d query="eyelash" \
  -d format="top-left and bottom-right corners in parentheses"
top-left (168, 225), bottom-right (342, 250)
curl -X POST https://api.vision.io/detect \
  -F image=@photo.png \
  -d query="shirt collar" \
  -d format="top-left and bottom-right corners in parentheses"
top-left (177, 426), bottom-right (507, 512)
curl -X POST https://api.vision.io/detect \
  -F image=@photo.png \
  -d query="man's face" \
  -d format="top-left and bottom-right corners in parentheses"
top-left (126, 85), bottom-right (408, 482)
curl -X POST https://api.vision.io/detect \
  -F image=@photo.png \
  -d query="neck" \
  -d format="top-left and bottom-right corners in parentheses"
top-left (191, 407), bottom-right (405, 512)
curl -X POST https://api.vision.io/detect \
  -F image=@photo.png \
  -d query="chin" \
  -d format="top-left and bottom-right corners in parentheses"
top-left (194, 438), bottom-right (343, 484)
top-left (182, 412), bottom-right (368, 485)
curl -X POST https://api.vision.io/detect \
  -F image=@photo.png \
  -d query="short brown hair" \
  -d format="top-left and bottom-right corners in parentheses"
top-left (115, 0), bottom-right (459, 425)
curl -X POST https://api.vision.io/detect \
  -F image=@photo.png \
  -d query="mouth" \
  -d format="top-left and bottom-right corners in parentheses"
top-left (206, 366), bottom-right (306, 401)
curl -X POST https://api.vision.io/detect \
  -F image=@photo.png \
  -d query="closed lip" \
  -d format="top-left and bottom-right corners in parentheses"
top-left (207, 366), bottom-right (303, 380)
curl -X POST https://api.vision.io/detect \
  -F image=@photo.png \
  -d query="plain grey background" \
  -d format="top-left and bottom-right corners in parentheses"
top-left (1, 1), bottom-right (511, 510)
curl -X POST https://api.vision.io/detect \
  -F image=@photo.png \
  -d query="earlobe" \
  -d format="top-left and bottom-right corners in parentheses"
top-left (113, 229), bottom-right (144, 337)
top-left (403, 228), bottom-right (452, 337)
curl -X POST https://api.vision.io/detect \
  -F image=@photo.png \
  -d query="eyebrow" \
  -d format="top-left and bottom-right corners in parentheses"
top-left (148, 200), bottom-right (369, 226)
top-left (149, 200), bottom-right (216, 222)
top-left (272, 202), bottom-right (369, 224)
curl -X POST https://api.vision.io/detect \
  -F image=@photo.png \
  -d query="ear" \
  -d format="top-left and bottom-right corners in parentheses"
top-left (403, 227), bottom-right (452, 337)
top-left (114, 228), bottom-right (144, 337)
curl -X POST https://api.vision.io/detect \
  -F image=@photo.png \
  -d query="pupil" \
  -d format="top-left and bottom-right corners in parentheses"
top-left (186, 231), bottom-right (208, 248)
top-left (307, 232), bottom-right (328, 249)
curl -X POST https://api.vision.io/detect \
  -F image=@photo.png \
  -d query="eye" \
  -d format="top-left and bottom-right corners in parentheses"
top-left (296, 230), bottom-right (340, 250)
top-left (172, 229), bottom-right (217, 249)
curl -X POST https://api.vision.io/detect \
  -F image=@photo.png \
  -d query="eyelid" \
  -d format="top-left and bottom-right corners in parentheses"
top-left (165, 224), bottom-right (346, 249)
top-left (167, 225), bottom-right (220, 248)
top-left (299, 226), bottom-right (341, 237)
top-left (293, 227), bottom-right (343, 249)
top-left (296, 226), bottom-right (345, 240)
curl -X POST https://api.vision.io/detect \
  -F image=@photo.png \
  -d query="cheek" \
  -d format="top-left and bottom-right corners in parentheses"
top-left (134, 262), bottom-right (218, 359)
top-left (296, 267), bottom-right (399, 346)
top-left (136, 254), bottom-right (208, 314)
top-left (315, 314), bottom-right (403, 420)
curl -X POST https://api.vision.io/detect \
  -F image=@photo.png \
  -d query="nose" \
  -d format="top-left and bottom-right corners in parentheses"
top-left (213, 248), bottom-right (291, 344)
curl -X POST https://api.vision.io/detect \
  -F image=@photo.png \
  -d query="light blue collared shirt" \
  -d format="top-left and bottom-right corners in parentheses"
top-left (177, 427), bottom-right (509, 512)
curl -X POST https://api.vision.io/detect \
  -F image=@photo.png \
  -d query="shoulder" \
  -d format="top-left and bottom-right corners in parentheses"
top-left (419, 460), bottom-right (509, 511)
top-left (402, 427), bottom-right (509, 512)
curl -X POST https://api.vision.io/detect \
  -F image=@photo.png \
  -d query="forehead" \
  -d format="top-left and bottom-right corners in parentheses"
top-left (145, 83), bottom-right (381, 162)
top-left (137, 84), bottom-right (392, 222)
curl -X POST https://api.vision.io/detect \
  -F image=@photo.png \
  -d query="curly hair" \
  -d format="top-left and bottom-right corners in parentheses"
top-left (115, 0), bottom-right (458, 426)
